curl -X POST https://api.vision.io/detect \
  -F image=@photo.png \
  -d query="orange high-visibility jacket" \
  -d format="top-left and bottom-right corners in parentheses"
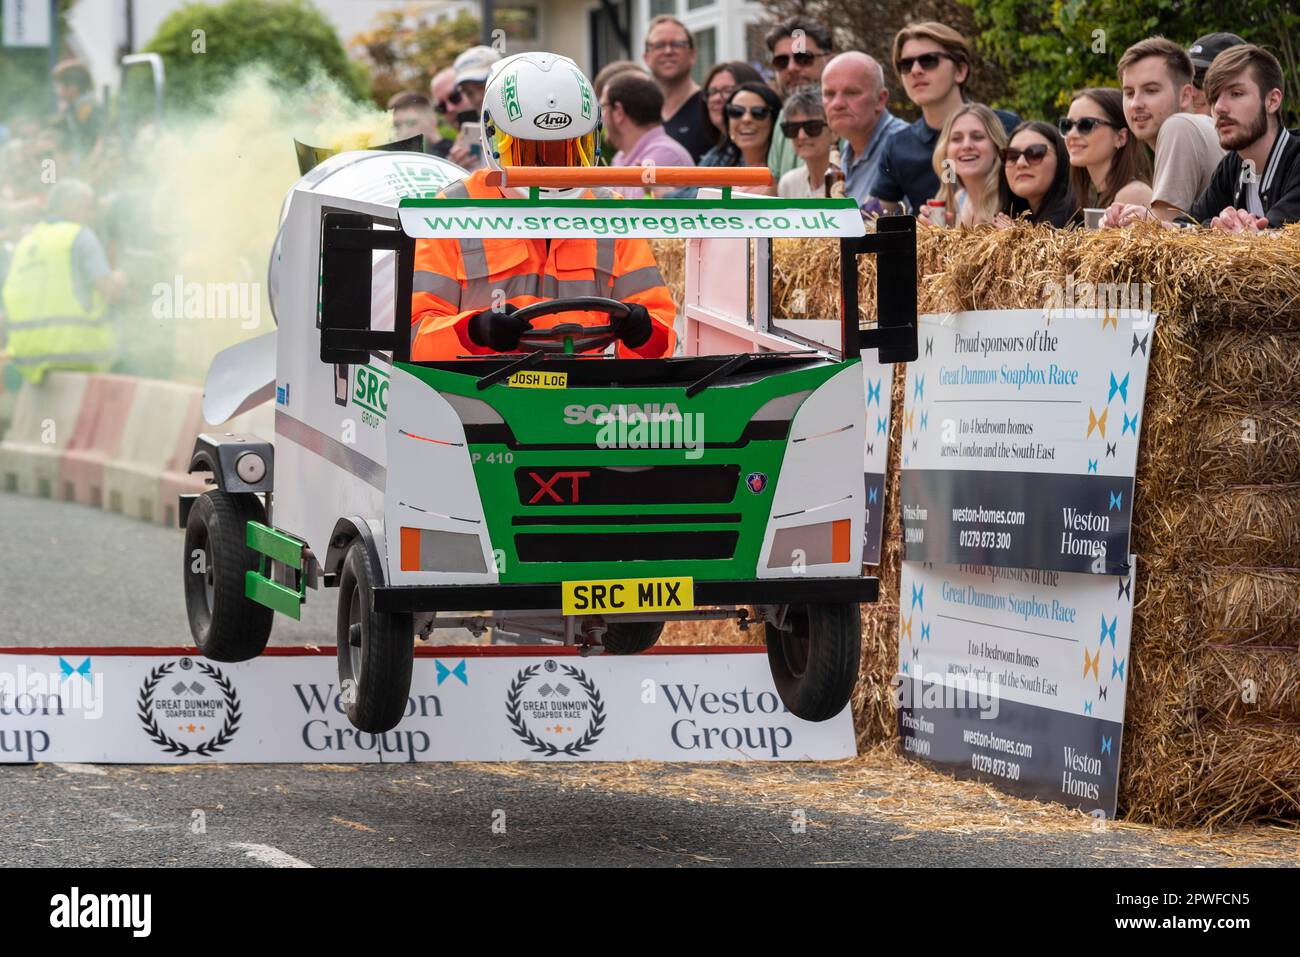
top-left (410, 168), bottom-right (677, 360)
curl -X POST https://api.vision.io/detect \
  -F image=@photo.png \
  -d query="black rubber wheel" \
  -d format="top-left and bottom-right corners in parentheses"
top-left (765, 603), bottom-right (861, 722)
top-left (601, 620), bottom-right (664, 654)
top-left (183, 490), bottom-right (273, 662)
top-left (336, 540), bottom-right (414, 733)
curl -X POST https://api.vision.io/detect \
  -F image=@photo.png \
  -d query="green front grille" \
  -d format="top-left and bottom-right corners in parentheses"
top-left (397, 359), bottom-right (853, 584)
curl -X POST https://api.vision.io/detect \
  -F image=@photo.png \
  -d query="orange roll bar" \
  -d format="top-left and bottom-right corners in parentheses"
top-left (484, 167), bottom-right (774, 189)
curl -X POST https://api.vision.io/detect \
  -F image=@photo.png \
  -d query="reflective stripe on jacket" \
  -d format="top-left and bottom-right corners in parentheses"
top-left (410, 168), bottom-right (677, 359)
top-left (1, 221), bottom-right (113, 383)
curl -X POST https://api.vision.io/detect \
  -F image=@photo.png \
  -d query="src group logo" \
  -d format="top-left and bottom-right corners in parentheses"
top-left (506, 659), bottom-right (605, 756)
top-left (137, 658), bottom-right (241, 756)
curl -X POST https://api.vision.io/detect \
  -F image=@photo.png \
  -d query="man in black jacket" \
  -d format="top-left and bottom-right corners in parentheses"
top-left (1185, 44), bottom-right (1300, 231)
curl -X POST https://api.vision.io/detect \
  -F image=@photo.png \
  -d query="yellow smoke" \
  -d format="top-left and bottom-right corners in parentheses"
top-left (123, 67), bottom-right (395, 382)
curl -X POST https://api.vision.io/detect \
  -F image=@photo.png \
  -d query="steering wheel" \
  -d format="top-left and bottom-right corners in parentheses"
top-left (511, 296), bottom-right (631, 354)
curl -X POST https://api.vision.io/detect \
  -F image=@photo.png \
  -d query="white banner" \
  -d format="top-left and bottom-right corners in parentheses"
top-left (897, 559), bottom-right (1135, 816)
top-left (903, 309), bottom-right (1154, 476)
top-left (398, 200), bottom-right (866, 239)
top-left (901, 308), bottom-right (1155, 574)
top-left (0, 648), bottom-right (855, 764)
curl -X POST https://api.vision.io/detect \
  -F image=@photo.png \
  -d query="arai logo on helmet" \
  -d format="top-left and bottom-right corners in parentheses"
top-left (564, 403), bottom-right (683, 425)
top-left (534, 111), bottom-right (573, 130)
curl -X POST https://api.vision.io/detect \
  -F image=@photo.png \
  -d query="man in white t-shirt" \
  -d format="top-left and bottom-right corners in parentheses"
top-left (1103, 36), bottom-right (1225, 226)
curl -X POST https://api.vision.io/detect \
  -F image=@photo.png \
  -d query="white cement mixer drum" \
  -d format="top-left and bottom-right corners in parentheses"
top-left (267, 150), bottom-right (465, 327)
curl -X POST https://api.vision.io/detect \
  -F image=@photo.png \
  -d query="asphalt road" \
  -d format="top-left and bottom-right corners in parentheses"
top-left (1, 761), bottom-right (1278, 868)
top-left (1, 493), bottom-right (1294, 867)
top-left (0, 490), bottom-right (467, 648)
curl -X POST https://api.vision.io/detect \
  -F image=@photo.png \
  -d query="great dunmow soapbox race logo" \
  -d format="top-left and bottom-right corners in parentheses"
top-left (506, 659), bottom-right (606, 756)
top-left (137, 657), bottom-right (241, 756)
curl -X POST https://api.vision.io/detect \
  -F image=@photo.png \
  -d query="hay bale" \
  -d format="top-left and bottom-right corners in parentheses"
top-left (1192, 646), bottom-right (1300, 724)
top-left (651, 224), bottom-right (1300, 826)
top-left (1191, 404), bottom-right (1300, 487)
top-left (1200, 330), bottom-right (1300, 406)
top-left (1196, 566), bottom-right (1300, 647)
top-left (650, 239), bottom-right (684, 301)
top-left (1159, 487), bottom-right (1300, 566)
top-left (1119, 721), bottom-right (1300, 827)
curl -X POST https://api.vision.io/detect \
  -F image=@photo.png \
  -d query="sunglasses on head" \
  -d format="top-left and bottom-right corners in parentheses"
top-left (725, 103), bottom-right (773, 121)
top-left (896, 52), bottom-right (954, 74)
top-left (780, 119), bottom-right (827, 138)
top-left (1003, 143), bottom-right (1053, 165)
top-left (772, 51), bottom-right (825, 70)
top-left (1058, 116), bottom-right (1114, 135)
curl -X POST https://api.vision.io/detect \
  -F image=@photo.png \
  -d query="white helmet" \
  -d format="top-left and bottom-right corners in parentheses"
top-left (480, 52), bottom-right (600, 189)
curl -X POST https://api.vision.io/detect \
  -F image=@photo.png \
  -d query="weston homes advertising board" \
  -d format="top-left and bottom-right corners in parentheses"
top-left (0, 648), bottom-right (854, 764)
top-left (896, 560), bottom-right (1135, 817)
top-left (899, 309), bottom-right (1155, 575)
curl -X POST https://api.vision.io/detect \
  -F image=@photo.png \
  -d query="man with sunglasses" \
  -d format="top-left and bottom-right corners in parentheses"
top-left (763, 17), bottom-right (835, 182)
top-left (447, 46), bottom-right (502, 172)
top-left (642, 16), bottom-right (713, 162)
top-left (410, 53), bottom-right (677, 361)
top-left (431, 67), bottom-right (462, 128)
top-left (867, 22), bottom-right (1020, 214)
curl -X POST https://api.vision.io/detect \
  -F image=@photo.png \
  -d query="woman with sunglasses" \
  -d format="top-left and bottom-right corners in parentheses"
top-left (930, 103), bottom-right (1008, 226)
top-left (776, 88), bottom-right (838, 197)
top-left (993, 122), bottom-right (1078, 228)
top-left (1061, 88), bottom-right (1152, 212)
top-left (678, 83), bottom-right (778, 186)
top-left (698, 61), bottom-right (764, 158)
top-left (663, 82), bottom-right (781, 197)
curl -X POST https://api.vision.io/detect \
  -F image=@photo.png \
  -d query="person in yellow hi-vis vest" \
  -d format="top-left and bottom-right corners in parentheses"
top-left (1, 179), bottom-right (125, 383)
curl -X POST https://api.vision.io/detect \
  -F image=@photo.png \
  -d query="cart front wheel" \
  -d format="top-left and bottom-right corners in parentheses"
top-left (183, 490), bottom-right (273, 662)
top-left (336, 540), bottom-right (413, 733)
top-left (765, 603), bottom-right (860, 722)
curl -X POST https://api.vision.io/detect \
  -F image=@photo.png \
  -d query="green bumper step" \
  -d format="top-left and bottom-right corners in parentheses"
top-left (245, 521), bottom-right (305, 620)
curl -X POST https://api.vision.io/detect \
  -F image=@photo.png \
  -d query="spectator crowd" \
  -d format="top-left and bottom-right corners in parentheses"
top-left (408, 15), bottom-right (1300, 234)
top-left (3, 17), bottom-right (1298, 382)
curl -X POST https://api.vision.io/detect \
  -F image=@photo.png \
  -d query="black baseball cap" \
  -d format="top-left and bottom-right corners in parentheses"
top-left (1188, 32), bottom-right (1247, 72)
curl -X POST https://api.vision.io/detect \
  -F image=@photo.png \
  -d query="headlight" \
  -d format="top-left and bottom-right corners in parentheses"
top-left (235, 452), bottom-right (267, 484)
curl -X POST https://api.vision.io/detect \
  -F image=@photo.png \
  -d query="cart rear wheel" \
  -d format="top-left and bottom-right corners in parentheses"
top-left (765, 603), bottom-right (860, 722)
top-left (336, 540), bottom-right (413, 733)
top-left (601, 620), bottom-right (663, 654)
top-left (183, 490), bottom-right (273, 662)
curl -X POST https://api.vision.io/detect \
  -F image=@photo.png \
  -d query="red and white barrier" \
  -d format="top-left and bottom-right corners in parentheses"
top-left (0, 371), bottom-right (272, 525)
top-left (60, 374), bottom-right (138, 509)
top-left (104, 378), bottom-right (205, 524)
top-left (0, 371), bottom-right (90, 499)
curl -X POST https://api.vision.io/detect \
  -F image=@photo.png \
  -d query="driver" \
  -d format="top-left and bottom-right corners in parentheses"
top-left (411, 52), bottom-right (677, 359)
